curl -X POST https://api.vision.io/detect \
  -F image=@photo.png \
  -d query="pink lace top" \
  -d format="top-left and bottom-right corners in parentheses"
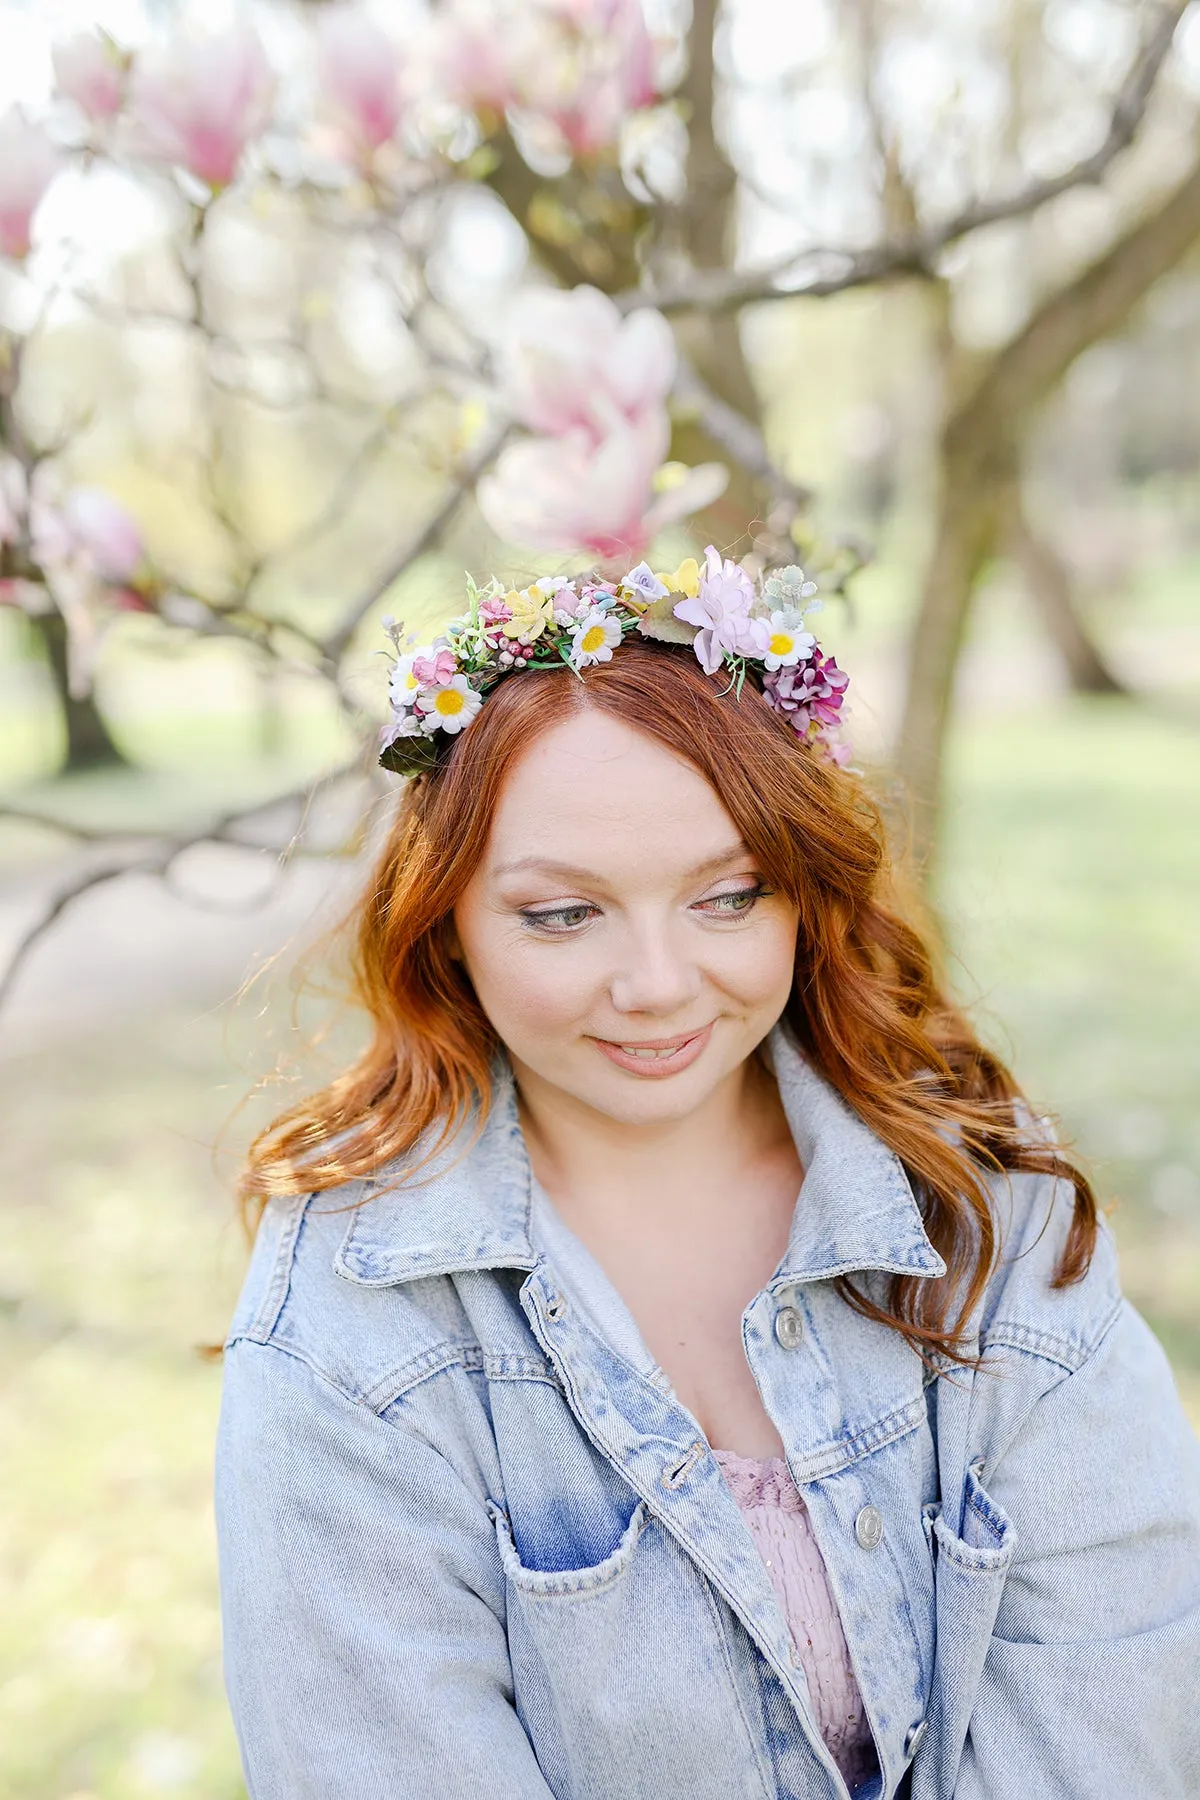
top-left (712, 1449), bottom-right (877, 1793)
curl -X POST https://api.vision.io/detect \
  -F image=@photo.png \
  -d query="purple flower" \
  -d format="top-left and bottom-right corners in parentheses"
top-left (673, 544), bottom-right (769, 675)
top-left (762, 649), bottom-right (849, 733)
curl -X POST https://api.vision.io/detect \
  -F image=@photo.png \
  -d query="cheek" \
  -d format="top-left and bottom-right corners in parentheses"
top-left (711, 911), bottom-right (798, 1005)
top-left (457, 917), bottom-right (602, 1036)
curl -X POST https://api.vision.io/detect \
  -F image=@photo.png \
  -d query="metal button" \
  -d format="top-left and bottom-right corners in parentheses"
top-left (773, 1305), bottom-right (804, 1349)
top-left (854, 1504), bottom-right (884, 1550)
top-left (905, 1720), bottom-right (928, 1759)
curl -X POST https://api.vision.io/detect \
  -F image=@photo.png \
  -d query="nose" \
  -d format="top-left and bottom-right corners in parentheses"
top-left (608, 919), bottom-right (703, 1017)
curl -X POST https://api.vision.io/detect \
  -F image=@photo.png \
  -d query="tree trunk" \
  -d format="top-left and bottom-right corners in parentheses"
top-left (30, 611), bottom-right (130, 771)
top-left (897, 154), bottom-right (1200, 865)
top-left (895, 445), bottom-right (1009, 872)
top-left (1010, 510), bottom-right (1126, 695)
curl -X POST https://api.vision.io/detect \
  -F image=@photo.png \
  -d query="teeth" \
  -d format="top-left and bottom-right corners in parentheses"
top-left (620, 1044), bottom-right (679, 1059)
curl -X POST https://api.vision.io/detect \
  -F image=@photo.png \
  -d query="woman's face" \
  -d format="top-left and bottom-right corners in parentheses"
top-left (451, 709), bottom-right (800, 1128)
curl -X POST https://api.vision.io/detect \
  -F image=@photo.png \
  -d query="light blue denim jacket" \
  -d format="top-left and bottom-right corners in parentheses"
top-left (216, 1024), bottom-right (1200, 1799)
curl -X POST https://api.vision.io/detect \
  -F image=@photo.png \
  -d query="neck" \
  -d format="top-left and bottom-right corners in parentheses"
top-left (511, 1042), bottom-right (798, 1236)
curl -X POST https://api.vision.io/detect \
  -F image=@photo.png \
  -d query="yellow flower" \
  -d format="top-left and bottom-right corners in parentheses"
top-left (503, 586), bottom-right (554, 644)
top-left (654, 557), bottom-right (701, 598)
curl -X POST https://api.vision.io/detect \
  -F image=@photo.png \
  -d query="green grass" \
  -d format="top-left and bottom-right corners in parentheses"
top-left (1, 683), bottom-right (1197, 1798)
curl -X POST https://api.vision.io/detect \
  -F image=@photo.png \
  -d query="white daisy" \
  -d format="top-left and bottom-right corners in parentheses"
top-left (763, 609), bottom-right (817, 671)
top-left (415, 673), bottom-right (483, 733)
top-left (569, 608), bottom-right (623, 669)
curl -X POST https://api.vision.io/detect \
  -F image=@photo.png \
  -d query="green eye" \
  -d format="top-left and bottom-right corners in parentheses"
top-left (519, 904), bottom-right (595, 934)
top-left (699, 886), bottom-right (768, 915)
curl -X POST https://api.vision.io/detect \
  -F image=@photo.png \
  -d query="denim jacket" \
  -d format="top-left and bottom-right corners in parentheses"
top-left (215, 1024), bottom-right (1200, 1799)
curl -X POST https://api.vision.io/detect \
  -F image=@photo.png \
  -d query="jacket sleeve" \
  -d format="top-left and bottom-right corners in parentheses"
top-left (954, 1299), bottom-right (1200, 1798)
top-left (215, 1336), bottom-right (557, 1800)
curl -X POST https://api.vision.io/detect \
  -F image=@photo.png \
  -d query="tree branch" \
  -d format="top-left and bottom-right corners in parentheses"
top-left (0, 757), bottom-right (371, 1012)
top-left (320, 417), bottom-right (514, 662)
top-left (621, 0), bottom-right (1187, 316)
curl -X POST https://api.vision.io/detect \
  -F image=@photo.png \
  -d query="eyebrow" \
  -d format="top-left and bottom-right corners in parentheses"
top-left (491, 845), bottom-right (754, 884)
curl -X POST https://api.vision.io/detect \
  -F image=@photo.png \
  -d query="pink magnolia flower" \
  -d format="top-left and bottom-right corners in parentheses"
top-left (317, 9), bottom-right (405, 155)
top-left (130, 24), bottom-right (275, 189)
top-left (480, 415), bottom-right (663, 560)
top-left (673, 545), bottom-right (770, 676)
top-left (481, 417), bottom-right (726, 561)
top-left (516, 0), bottom-right (657, 157)
top-left (0, 110), bottom-right (61, 260)
top-left (433, 0), bottom-right (521, 116)
top-left (62, 488), bottom-right (144, 582)
top-left (497, 285), bottom-right (675, 441)
top-left (52, 32), bottom-right (127, 123)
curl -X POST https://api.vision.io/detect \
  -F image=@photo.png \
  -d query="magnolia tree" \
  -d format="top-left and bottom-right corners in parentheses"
top-left (2, 0), bottom-right (1198, 1004)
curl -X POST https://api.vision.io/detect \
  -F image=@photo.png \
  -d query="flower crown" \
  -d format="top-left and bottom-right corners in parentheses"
top-left (378, 545), bottom-right (850, 779)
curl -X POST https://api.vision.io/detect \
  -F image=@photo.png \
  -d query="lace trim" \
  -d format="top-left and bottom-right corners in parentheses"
top-left (711, 1446), bottom-right (806, 1512)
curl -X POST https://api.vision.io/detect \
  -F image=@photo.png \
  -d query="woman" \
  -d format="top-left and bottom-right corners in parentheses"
top-left (216, 550), bottom-right (1200, 1799)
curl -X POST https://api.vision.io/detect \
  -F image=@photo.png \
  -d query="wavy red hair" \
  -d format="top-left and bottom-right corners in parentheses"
top-left (239, 639), bottom-right (1098, 1363)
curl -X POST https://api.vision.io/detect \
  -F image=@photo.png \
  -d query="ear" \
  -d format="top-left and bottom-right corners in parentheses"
top-left (443, 915), bottom-right (464, 962)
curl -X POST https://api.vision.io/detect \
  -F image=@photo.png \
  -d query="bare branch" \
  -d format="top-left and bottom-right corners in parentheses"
top-left (321, 417), bottom-right (514, 663)
top-left (621, 0), bottom-right (1187, 316)
top-left (0, 756), bottom-right (372, 1012)
top-left (671, 356), bottom-right (813, 510)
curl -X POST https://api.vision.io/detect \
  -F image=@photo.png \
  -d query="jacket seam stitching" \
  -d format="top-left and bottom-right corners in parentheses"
top-left (245, 1194), bottom-right (311, 1344)
top-left (982, 1292), bottom-right (1123, 1373)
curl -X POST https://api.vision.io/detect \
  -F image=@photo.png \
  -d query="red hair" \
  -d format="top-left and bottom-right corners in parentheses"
top-left (240, 640), bottom-right (1098, 1363)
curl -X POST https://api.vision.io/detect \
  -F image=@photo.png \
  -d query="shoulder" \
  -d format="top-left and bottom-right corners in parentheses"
top-left (973, 1153), bottom-right (1121, 1376)
top-left (224, 1180), bottom-right (482, 1413)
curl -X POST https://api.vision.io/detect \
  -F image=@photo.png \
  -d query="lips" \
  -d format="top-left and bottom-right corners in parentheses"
top-left (590, 1021), bottom-right (714, 1078)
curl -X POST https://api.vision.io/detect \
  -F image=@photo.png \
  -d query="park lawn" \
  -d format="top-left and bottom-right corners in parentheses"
top-left (0, 688), bottom-right (1197, 1799)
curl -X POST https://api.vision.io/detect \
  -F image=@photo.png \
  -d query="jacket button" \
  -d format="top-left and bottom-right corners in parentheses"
top-left (854, 1504), bottom-right (884, 1549)
top-left (774, 1306), bottom-right (804, 1349)
top-left (905, 1720), bottom-right (927, 1759)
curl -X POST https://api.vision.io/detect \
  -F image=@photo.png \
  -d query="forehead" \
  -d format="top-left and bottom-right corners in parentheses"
top-left (483, 711), bottom-right (740, 873)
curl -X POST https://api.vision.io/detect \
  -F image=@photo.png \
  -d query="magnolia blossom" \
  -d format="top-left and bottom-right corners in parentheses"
top-left (0, 110), bottom-right (61, 260)
top-left (317, 9), bottom-right (405, 154)
top-left (0, 455), bottom-right (27, 544)
top-left (131, 24), bottom-right (274, 189)
top-left (52, 32), bottom-right (127, 122)
top-left (62, 487), bottom-right (143, 582)
top-left (672, 545), bottom-right (770, 676)
top-left (498, 285), bottom-right (675, 440)
top-left (432, 0), bottom-right (522, 117)
top-left (480, 417), bottom-right (724, 560)
top-left (514, 0), bottom-right (657, 157)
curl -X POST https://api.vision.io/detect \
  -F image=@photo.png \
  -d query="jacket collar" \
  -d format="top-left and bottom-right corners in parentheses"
top-left (333, 1021), bottom-right (945, 1289)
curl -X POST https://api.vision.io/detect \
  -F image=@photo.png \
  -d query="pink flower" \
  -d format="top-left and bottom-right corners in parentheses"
top-left (478, 596), bottom-right (513, 629)
top-left (673, 545), bottom-right (770, 676)
top-left (481, 418), bottom-right (726, 561)
top-left (762, 650), bottom-right (849, 732)
top-left (497, 285), bottom-right (675, 441)
top-left (434, 0), bottom-right (521, 116)
top-left (412, 648), bottom-right (458, 686)
top-left (130, 24), bottom-right (274, 189)
top-left (62, 488), bottom-right (144, 582)
top-left (317, 9), bottom-right (405, 155)
top-left (0, 110), bottom-right (61, 260)
top-left (516, 0), bottom-right (657, 157)
top-left (52, 32), bottom-right (127, 123)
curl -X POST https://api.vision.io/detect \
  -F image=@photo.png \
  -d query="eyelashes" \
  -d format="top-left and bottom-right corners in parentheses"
top-left (518, 886), bottom-right (772, 937)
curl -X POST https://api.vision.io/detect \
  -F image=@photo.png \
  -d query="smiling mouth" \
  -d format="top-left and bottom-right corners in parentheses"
top-left (593, 1025), bottom-right (711, 1063)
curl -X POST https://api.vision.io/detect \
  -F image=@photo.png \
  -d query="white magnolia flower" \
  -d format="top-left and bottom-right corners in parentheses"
top-left (415, 672), bottom-right (483, 733)
top-left (763, 609), bottom-right (816, 671)
top-left (569, 607), bottom-right (623, 668)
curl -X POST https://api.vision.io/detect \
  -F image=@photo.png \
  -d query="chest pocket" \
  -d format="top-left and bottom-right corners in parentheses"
top-left (915, 1465), bottom-right (1016, 1800)
top-left (485, 1492), bottom-right (775, 1800)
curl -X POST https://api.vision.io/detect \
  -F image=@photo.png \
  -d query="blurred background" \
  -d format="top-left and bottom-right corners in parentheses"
top-left (2, 0), bottom-right (1199, 1792)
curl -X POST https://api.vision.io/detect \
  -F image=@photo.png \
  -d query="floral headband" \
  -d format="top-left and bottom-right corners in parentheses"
top-left (378, 545), bottom-right (850, 779)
